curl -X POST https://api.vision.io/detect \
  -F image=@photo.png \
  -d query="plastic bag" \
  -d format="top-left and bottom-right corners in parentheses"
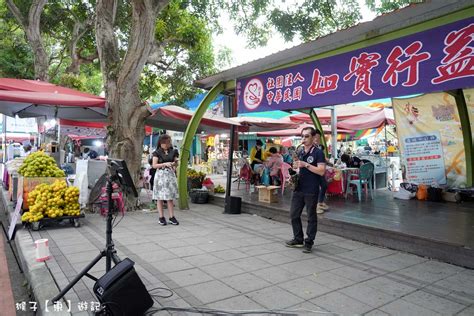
top-left (416, 184), bottom-right (428, 200)
top-left (261, 168), bottom-right (270, 186)
top-left (394, 187), bottom-right (415, 200)
top-left (74, 172), bottom-right (89, 206)
top-left (202, 177), bottom-right (215, 192)
top-left (428, 187), bottom-right (443, 202)
top-left (400, 182), bottom-right (418, 193)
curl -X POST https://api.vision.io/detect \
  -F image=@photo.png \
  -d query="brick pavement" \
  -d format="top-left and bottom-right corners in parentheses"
top-left (0, 231), bottom-right (16, 316)
top-left (25, 203), bottom-right (474, 315)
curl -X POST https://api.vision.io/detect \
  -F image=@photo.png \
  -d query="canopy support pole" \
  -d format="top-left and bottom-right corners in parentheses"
top-left (177, 82), bottom-right (225, 210)
top-left (298, 109), bottom-right (328, 157)
top-left (2, 114), bottom-right (6, 164)
top-left (331, 107), bottom-right (337, 159)
top-left (448, 89), bottom-right (473, 187)
top-left (224, 96), bottom-right (236, 214)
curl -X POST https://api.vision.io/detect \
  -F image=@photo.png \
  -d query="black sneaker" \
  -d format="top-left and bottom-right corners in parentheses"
top-left (302, 244), bottom-right (312, 253)
top-left (285, 239), bottom-right (304, 248)
top-left (168, 217), bottom-right (179, 225)
top-left (159, 217), bottom-right (167, 226)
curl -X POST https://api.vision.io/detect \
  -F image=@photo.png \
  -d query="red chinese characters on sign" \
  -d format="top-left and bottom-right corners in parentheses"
top-left (293, 86), bottom-right (303, 101)
top-left (266, 91), bottom-right (275, 105)
top-left (276, 76), bottom-right (284, 89)
top-left (407, 155), bottom-right (442, 161)
top-left (285, 73), bottom-right (294, 87)
top-left (382, 41), bottom-right (431, 87)
top-left (266, 78), bottom-right (275, 90)
top-left (343, 52), bottom-right (381, 96)
top-left (274, 89), bottom-right (283, 104)
top-left (432, 23), bottom-right (474, 84)
top-left (283, 88), bottom-right (292, 102)
top-left (293, 72), bottom-right (305, 84)
top-left (307, 68), bottom-right (340, 96)
top-left (265, 72), bottom-right (306, 105)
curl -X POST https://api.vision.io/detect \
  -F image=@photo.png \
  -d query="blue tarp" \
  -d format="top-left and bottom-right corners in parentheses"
top-left (150, 93), bottom-right (225, 111)
top-left (150, 93), bottom-right (291, 118)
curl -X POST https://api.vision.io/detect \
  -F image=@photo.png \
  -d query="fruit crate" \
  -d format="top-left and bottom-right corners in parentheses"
top-left (24, 213), bottom-right (85, 231)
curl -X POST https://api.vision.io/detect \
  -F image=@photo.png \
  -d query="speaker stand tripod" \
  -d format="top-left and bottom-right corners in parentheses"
top-left (52, 175), bottom-right (121, 302)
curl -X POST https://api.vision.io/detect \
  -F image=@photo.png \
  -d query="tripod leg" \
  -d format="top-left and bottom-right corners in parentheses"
top-left (52, 251), bottom-right (105, 302)
top-left (112, 252), bottom-right (121, 264)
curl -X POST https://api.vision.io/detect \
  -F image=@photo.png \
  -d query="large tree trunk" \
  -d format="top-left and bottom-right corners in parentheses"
top-left (106, 86), bottom-right (149, 184)
top-left (6, 0), bottom-right (49, 81)
top-left (30, 36), bottom-right (49, 81)
top-left (96, 0), bottom-right (168, 204)
top-left (66, 21), bottom-right (83, 75)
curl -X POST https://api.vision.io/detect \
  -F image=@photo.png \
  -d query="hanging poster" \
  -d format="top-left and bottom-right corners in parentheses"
top-left (402, 132), bottom-right (446, 185)
top-left (6, 116), bottom-right (38, 133)
top-left (461, 87), bottom-right (474, 132)
top-left (393, 92), bottom-right (465, 187)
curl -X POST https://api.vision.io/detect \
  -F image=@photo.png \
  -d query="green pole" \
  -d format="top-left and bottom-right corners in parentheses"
top-left (451, 89), bottom-right (473, 187)
top-left (177, 82), bottom-right (225, 210)
top-left (299, 109), bottom-right (328, 157)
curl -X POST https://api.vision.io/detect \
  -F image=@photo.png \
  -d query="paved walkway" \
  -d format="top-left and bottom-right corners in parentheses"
top-left (24, 204), bottom-right (474, 315)
top-left (0, 231), bottom-right (17, 316)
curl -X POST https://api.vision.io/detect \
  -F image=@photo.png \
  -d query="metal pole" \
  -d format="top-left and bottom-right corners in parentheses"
top-left (331, 106), bottom-right (337, 159)
top-left (57, 120), bottom-right (61, 144)
top-left (2, 114), bottom-right (6, 163)
top-left (224, 96), bottom-right (236, 214)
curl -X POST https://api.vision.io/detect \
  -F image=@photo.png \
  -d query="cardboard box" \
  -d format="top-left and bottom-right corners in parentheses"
top-left (256, 185), bottom-right (280, 203)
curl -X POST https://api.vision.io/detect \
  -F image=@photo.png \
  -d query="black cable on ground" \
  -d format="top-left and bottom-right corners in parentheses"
top-left (147, 287), bottom-right (174, 299)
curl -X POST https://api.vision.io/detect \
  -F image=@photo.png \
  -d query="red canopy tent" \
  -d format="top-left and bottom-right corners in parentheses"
top-left (256, 124), bottom-right (353, 137)
top-left (289, 105), bottom-right (378, 124)
top-left (337, 108), bottom-right (395, 130)
top-left (0, 78), bottom-right (106, 120)
top-left (229, 116), bottom-right (298, 132)
top-left (146, 105), bottom-right (246, 133)
top-left (0, 78), bottom-right (104, 99)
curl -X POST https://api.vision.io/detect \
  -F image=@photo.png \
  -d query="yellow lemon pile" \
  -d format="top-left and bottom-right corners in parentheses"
top-left (18, 151), bottom-right (66, 177)
top-left (21, 180), bottom-right (81, 223)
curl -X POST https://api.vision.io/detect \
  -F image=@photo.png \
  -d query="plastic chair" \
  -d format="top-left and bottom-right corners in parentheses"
top-left (279, 162), bottom-right (292, 195)
top-left (237, 162), bottom-right (252, 191)
top-left (345, 163), bottom-right (374, 201)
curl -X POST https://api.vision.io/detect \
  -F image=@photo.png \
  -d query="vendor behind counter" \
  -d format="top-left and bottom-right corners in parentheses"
top-left (340, 153), bottom-right (371, 168)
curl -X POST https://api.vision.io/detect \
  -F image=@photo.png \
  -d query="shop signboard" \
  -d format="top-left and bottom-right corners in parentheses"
top-left (402, 132), bottom-right (446, 185)
top-left (0, 115), bottom-right (38, 133)
top-left (237, 17), bottom-right (474, 113)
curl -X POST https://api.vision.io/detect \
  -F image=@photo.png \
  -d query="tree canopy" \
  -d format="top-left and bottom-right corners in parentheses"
top-left (0, 0), bottom-right (411, 198)
top-left (0, 0), bottom-right (375, 103)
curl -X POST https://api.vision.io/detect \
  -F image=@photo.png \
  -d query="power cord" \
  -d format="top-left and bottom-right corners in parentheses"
top-left (148, 287), bottom-right (174, 299)
top-left (144, 306), bottom-right (337, 315)
top-left (144, 286), bottom-right (336, 316)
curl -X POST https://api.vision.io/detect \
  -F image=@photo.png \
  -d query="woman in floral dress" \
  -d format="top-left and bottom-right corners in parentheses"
top-left (151, 134), bottom-right (179, 225)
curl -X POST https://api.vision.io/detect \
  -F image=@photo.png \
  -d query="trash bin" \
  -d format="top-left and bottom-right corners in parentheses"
top-left (224, 196), bottom-right (241, 214)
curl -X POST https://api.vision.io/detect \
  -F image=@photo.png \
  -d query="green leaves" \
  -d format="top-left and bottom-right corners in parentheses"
top-left (365, 0), bottom-right (412, 15)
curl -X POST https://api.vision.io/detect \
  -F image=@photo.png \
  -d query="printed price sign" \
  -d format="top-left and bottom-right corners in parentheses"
top-left (8, 197), bottom-right (23, 241)
top-left (402, 132), bottom-right (446, 185)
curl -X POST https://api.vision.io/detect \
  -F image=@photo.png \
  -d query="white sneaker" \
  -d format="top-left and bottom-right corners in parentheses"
top-left (319, 202), bottom-right (329, 210)
top-left (316, 205), bottom-right (325, 214)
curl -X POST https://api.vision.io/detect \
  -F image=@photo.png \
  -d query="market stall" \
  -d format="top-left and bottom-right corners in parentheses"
top-left (0, 79), bottom-right (108, 231)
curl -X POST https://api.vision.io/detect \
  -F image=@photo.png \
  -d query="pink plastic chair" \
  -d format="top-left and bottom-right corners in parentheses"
top-left (237, 162), bottom-right (252, 192)
top-left (280, 162), bottom-right (292, 195)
